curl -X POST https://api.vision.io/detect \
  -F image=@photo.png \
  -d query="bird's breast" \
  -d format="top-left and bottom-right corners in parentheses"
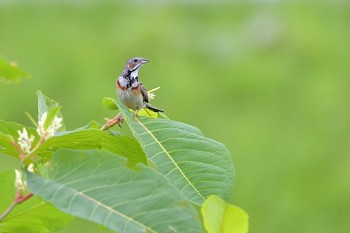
top-left (117, 76), bottom-right (139, 89)
top-left (116, 79), bottom-right (127, 90)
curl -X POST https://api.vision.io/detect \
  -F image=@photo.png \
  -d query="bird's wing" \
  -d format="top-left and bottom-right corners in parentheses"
top-left (140, 83), bottom-right (149, 103)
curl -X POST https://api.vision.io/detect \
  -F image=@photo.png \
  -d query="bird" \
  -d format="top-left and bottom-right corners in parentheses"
top-left (116, 57), bottom-right (164, 116)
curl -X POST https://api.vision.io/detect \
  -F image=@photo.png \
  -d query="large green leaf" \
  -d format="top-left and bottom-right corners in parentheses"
top-left (36, 127), bottom-right (147, 165)
top-left (201, 195), bottom-right (249, 233)
top-left (0, 56), bottom-right (30, 84)
top-left (42, 129), bottom-right (147, 164)
top-left (26, 149), bottom-right (202, 233)
top-left (115, 99), bottom-right (235, 205)
top-left (0, 171), bottom-right (73, 233)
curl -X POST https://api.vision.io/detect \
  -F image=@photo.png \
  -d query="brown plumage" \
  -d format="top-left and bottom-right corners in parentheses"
top-left (116, 57), bottom-right (164, 114)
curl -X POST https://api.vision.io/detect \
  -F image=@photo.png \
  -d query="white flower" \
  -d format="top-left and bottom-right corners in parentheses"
top-left (37, 112), bottom-right (63, 141)
top-left (148, 92), bottom-right (156, 100)
top-left (27, 163), bottom-right (35, 173)
top-left (52, 116), bottom-right (63, 132)
top-left (36, 112), bottom-right (47, 139)
top-left (38, 112), bottom-right (47, 127)
top-left (14, 169), bottom-right (26, 191)
top-left (17, 128), bottom-right (34, 155)
top-left (148, 86), bottom-right (160, 100)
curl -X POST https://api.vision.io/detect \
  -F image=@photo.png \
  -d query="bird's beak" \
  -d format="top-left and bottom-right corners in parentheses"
top-left (141, 59), bottom-right (149, 64)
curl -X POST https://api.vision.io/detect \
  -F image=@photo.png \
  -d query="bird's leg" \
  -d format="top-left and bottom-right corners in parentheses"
top-left (133, 109), bottom-right (139, 117)
top-left (100, 113), bottom-right (124, 130)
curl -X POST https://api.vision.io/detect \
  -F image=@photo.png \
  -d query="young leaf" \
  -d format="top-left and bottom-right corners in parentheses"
top-left (102, 97), bottom-right (119, 110)
top-left (71, 120), bottom-right (103, 131)
top-left (0, 56), bottom-right (30, 83)
top-left (36, 90), bottom-right (65, 131)
top-left (115, 99), bottom-right (235, 205)
top-left (0, 120), bottom-right (38, 158)
top-left (0, 132), bottom-right (16, 156)
top-left (0, 171), bottom-right (73, 233)
top-left (201, 195), bottom-right (249, 233)
top-left (43, 106), bottom-right (61, 130)
top-left (25, 149), bottom-right (202, 233)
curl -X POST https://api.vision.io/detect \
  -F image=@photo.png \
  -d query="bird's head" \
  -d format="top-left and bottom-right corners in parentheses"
top-left (125, 57), bottom-right (149, 72)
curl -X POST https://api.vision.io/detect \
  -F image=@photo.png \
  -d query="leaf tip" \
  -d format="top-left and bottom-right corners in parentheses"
top-left (102, 97), bottom-right (119, 110)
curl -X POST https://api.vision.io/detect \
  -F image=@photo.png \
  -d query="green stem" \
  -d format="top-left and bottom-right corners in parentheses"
top-left (25, 138), bottom-right (44, 161)
top-left (30, 138), bottom-right (44, 155)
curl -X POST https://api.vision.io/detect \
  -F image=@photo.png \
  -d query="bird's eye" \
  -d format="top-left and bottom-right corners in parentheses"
top-left (133, 59), bottom-right (138, 63)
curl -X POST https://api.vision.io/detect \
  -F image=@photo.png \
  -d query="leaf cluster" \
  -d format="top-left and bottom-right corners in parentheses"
top-left (0, 59), bottom-right (248, 233)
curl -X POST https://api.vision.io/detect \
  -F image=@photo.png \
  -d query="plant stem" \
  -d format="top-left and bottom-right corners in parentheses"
top-left (0, 192), bottom-right (33, 221)
top-left (25, 138), bottom-right (44, 161)
top-left (17, 193), bottom-right (34, 203)
top-left (100, 113), bottom-right (124, 130)
top-left (0, 200), bottom-right (16, 221)
top-left (29, 138), bottom-right (44, 156)
top-left (10, 141), bottom-right (24, 160)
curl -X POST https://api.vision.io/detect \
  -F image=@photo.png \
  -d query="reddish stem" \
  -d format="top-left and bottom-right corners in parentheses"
top-left (10, 141), bottom-right (24, 160)
top-left (16, 193), bottom-right (34, 203)
top-left (101, 113), bottom-right (124, 130)
top-left (0, 192), bottom-right (33, 221)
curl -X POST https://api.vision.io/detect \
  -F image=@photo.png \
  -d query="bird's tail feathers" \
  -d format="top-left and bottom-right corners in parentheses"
top-left (145, 103), bottom-right (165, 113)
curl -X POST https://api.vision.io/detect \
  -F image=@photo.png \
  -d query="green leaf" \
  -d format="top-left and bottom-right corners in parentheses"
top-left (102, 97), bottom-right (118, 110)
top-left (0, 56), bottom-right (30, 84)
top-left (79, 120), bottom-right (101, 130)
top-left (43, 106), bottom-right (61, 130)
top-left (0, 171), bottom-right (73, 233)
top-left (36, 127), bottom-right (147, 165)
top-left (115, 99), bottom-right (235, 205)
top-left (26, 149), bottom-right (202, 233)
top-left (25, 112), bottom-right (38, 127)
top-left (0, 132), bottom-right (16, 156)
top-left (36, 90), bottom-right (65, 131)
top-left (0, 120), bottom-right (38, 159)
top-left (201, 195), bottom-right (249, 233)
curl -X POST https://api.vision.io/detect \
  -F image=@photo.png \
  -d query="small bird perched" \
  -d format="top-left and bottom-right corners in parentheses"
top-left (116, 57), bottom-right (164, 115)
top-left (101, 57), bottom-right (164, 130)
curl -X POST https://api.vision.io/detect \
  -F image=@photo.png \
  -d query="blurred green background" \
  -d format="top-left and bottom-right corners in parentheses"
top-left (1, 0), bottom-right (349, 232)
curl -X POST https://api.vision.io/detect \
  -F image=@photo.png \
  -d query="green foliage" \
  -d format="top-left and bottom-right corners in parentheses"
top-left (202, 195), bottom-right (249, 233)
top-left (1, 2), bottom-right (349, 233)
top-left (0, 171), bottom-right (73, 233)
top-left (102, 97), bottom-right (119, 110)
top-left (26, 149), bottom-right (202, 233)
top-left (37, 90), bottom-right (64, 131)
top-left (0, 120), bottom-right (37, 159)
top-left (0, 56), bottom-right (30, 84)
top-left (36, 127), bottom-right (147, 165)
top-left (116, 98), bottom-right (235, 205)
top-left (0, 90), bottom-right (244, 232)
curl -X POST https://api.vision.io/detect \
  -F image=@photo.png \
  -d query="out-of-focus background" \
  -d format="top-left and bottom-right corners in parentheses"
top-left (1, 0), bottom-right (349, 232)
